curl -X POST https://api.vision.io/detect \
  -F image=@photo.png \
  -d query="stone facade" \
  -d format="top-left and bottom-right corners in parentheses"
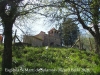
top-left (23, 35), bottom-right (43, 46)
top-left (23, 28), bottom-right (61, 46)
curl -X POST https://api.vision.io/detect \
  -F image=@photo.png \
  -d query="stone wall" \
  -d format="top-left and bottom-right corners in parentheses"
top-left (23, 28), bottom-right (61, 47)
top-left (23, 35), bottom-right (43, 46)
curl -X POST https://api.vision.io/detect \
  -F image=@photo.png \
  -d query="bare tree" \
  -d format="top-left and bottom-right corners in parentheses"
top-left (59, 0), bottom-right (100, 53)
top-left (43, 0), bottom-right (100, 54)
top-left (0, 0), bottom-right (66, 74)
top-left (0, 0), bottom-right (55, 75)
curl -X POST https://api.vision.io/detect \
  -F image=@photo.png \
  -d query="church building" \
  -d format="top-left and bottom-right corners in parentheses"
top-left (23, 28), bottom-right (61, 46)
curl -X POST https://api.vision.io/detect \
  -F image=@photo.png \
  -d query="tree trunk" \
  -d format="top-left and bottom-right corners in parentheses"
top-left (89, 38), bottom-right (93, 51)
top-left (1, 23), bottom-right (13, 75)
top-left (94, 36), bottom-right (100, 54)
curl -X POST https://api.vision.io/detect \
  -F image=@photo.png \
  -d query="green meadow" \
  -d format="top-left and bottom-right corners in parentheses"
top-left (0, 45), bottom-right (100, 75)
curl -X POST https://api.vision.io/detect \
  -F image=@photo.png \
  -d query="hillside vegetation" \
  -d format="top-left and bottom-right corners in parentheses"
top-left (0, 45), bottom-right (100, 75)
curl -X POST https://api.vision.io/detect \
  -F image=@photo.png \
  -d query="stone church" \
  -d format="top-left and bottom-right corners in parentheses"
top-left (23, 28), bottom-right (61, 46)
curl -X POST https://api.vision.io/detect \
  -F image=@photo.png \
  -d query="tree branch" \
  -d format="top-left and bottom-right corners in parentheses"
top-left (74, 4), bottom-right (96, 37)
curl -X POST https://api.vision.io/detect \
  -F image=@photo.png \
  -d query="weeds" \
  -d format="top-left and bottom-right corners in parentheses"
top-left (0, 45), bottom-right (100, 75)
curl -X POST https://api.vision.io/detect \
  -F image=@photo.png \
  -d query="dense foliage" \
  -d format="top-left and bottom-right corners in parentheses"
top-left (0, 45), bottom-right (100, 75)
top-left (59, 18), bottom-right (79, 46)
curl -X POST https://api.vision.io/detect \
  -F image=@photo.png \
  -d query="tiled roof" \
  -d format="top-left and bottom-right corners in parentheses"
top-left (33, 31), bottom-right (46, 41)
top-left (33, 36), bottom-right (43, 41)
top-left (49, 27), bottom-right (56, 31)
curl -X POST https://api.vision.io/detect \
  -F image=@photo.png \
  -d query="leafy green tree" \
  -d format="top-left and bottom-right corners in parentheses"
top-left (59, 18), bottom-right (79, 47)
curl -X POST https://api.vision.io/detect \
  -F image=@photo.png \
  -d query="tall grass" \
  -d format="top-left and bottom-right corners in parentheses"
top-left (0, 45), bottom-right (100, 75)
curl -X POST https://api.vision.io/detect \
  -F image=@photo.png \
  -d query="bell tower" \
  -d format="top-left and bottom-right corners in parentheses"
top-left (48, 28), bottom-right (60, 46)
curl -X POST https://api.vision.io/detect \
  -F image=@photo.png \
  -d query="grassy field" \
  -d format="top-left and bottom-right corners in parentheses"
top-left (0, 45), bottom-right (100, 75)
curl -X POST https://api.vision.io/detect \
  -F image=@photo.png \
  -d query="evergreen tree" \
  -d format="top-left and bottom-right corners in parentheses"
top-left (59, 18), bottom-right (79, 47)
